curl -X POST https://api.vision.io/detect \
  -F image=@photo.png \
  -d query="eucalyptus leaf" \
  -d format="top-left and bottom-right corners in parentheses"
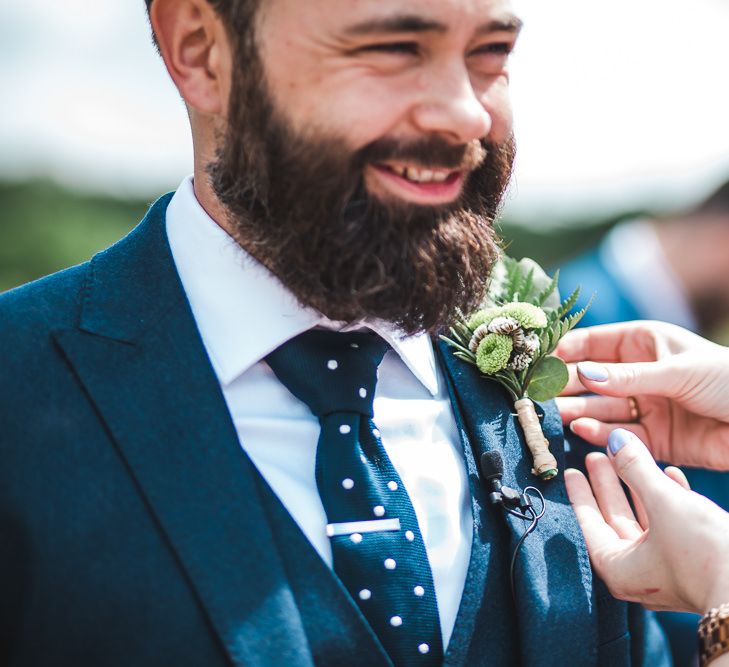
top-left (525, 355), bottom-right (569, 402)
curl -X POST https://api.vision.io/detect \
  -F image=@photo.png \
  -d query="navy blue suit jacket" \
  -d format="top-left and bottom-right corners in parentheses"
top-left (0, 197), bottom-right (669, 666)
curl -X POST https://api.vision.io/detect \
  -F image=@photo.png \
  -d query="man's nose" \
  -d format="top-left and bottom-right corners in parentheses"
top-left (411, 68), bottom-right (492, 144)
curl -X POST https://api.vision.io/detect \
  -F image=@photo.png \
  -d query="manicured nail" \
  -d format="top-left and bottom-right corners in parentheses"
top-left (608, 429), bottom-right (633, 456)
top-left (577, 361), bottom-right (609, 382)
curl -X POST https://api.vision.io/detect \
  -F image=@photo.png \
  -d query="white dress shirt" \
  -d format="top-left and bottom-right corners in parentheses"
top-left (165, 176), bottom-right (472, 649)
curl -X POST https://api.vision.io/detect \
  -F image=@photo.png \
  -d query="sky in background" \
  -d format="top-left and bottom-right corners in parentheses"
top-left (2, 0), bottom-right (729, 221)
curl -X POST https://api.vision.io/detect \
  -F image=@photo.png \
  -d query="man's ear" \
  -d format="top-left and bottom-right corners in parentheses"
top-left (151, 0), bottom-right (231, 115)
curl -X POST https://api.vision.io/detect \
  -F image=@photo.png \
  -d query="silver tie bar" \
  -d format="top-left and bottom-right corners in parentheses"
top-left (326, 518), bottom-right (401, 537)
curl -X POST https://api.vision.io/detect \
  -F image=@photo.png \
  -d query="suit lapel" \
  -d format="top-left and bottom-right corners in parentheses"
top-left (437, 340), bottom-right (598, 667)
top-left (439, 349), bottom-right (520, 667)
top-left (53, 196), bottom-right (313, 667)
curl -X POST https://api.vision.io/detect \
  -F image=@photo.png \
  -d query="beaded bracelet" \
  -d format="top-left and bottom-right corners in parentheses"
top-left (699, 603), bottom-right (729, 666)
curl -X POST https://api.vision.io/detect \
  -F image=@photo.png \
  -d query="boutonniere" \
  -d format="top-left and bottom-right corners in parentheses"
top-left (442, 256), bottom-right (592, 480)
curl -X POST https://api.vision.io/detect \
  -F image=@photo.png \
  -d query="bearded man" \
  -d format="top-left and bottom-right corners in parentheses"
top-left (0, 1), bottom-right (669, 665)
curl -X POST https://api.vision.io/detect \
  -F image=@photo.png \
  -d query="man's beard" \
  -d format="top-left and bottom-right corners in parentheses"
top-left (209, 60), bottom-right (515, 335)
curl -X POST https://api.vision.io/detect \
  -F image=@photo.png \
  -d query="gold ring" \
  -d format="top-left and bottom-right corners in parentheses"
top-left (628, 396), bottom-right (640, 422)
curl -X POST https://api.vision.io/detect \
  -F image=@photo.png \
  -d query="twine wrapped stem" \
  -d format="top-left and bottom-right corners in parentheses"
top-left (514, 398), bottom-right (558, 480)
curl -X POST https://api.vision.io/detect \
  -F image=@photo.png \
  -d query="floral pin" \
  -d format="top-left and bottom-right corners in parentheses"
top-left (442, 256), bottom-right (592, 480)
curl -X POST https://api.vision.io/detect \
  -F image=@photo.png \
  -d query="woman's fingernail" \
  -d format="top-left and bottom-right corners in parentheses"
top-left (608, 429), bottom-right (633, 456)
top-left (577, 361), bottom-right (609, 382)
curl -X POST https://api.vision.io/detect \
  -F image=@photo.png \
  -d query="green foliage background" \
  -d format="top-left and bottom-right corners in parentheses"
top-left (0, 179), bottom-right (618, 294)
top-left (0, 181), bottom-right (150, 292)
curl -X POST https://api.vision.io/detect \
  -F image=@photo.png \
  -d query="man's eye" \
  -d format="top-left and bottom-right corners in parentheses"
top-left (472, 42), bottom-right (515, 57)
top-left (357, 42), bottom-right (420, 56)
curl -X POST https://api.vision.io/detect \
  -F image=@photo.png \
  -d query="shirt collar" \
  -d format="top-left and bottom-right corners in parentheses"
top-left (165, 176), bottom-right (439, 395)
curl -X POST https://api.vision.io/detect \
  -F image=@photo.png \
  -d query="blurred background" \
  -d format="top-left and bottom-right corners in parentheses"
top-left (3, 0), bottom-right (729, 342)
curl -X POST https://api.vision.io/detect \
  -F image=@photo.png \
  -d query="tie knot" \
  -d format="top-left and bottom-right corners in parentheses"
top-left (266, 330), bottom-right (389, 417)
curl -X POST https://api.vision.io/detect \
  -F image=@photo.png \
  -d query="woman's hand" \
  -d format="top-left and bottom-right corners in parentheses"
top-left (565, 429), bottom-right (729, 615)
top-left (555, 320), bottom-right (729, 470)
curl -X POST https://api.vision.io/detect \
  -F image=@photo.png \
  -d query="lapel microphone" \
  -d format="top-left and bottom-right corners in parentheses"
top-left (479, 451), bottom-right (546, 602)
top-left (480, 451), bottom-right (522, 509)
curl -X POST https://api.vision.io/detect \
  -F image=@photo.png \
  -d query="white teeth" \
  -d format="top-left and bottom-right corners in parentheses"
top-left (388, 165), bottom-right (451, 184)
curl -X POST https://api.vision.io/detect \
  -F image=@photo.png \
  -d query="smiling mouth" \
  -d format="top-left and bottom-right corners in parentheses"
top-left (379, 163), bottom-right (460, 184)
top-left (369, 162), bottom-right (466, 205)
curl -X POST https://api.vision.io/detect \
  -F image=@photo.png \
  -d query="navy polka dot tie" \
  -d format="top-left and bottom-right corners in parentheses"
top-left (266, 330), bottom-right (443, 666)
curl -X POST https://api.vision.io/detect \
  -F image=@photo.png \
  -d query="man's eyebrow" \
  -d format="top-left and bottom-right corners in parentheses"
top-left (343, 15), bottom-right (448, 36)
top-left (476, 16), bottom-right (524, 35)
top-left (343, 14), bottom-right (523, 37)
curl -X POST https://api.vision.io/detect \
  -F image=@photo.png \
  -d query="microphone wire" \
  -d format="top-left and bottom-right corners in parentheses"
top-left (508, 487), bottom-right (546, 605)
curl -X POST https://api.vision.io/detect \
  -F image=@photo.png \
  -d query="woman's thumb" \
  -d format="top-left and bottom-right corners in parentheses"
top-left (607, 429), bottom-right (670, 509)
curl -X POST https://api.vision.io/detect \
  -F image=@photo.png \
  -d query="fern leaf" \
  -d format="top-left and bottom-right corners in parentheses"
top-left (520, 268), bottom-right (535, 303)
top-left (561, 293), bottom-right (596, 334)
top-left (539, 328), bottom-right (551, 352)
top-left (535, 270), bottom-right (560, 306)
top-left (556, 286), bottom-right (581, 319)
top-left (502, 258), bottom-right (522, 302)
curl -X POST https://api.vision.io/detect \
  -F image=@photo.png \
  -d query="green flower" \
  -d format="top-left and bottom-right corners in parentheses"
top-left (475, 333), bottom-right (513, 375)
top-left (467, 307), bottom-right (501, 331)
top-left (498, 302), bottom-right (547, 330)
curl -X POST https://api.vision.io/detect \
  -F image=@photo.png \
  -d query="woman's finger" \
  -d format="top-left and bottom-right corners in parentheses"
top-left (568, 417), bottom-right (651, 448)
top-left (576, 360), bottom-right (676, 399)
top-left (556, 395), bottom-right (639, 424)
top-left (560, 363), bottom-right (588, 396)
top-left (584, 452), bottom-right (643, 541)
top-left (564, 468), bottom-right (621, 553)
top-left (555, 322), bottom-right (653, 364)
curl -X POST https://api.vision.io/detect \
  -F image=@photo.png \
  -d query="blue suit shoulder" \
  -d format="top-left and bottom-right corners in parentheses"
top-left (0, 217), bottom-right (147, 456)
top-left (0, 205), bottom-right (164, 353)
top-left (0, 263), bottom-right (91, 467)
top-left (0, 262), bottom-right (88, 340)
